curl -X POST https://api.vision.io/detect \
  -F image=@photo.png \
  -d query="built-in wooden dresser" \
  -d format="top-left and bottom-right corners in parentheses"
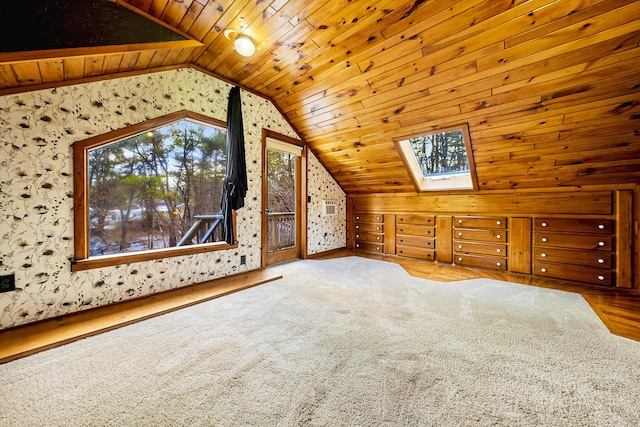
top-left (354, 213), bottom-right (384, 253)
top-left (533, 218), bottom-right (615, 286)
top-left (453, 216), bottom-right (508, 270)
top-left (396, 214), bottom-right (436, 260)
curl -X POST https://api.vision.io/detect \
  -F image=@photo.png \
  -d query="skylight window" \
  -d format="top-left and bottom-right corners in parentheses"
top-left (396, 124), bottom-right (478, 191)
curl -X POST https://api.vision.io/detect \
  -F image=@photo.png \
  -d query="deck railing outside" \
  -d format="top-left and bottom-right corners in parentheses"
top-left (268, 212), bottom-right (295, 252)
top-left (177, 213), bottom-right (224, 246)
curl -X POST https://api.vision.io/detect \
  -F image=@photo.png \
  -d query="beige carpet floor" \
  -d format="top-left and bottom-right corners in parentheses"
top-left (1, 256), bottom-right (639, 426)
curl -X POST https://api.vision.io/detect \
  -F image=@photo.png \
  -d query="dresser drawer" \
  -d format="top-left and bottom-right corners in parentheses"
top-left (454, 241), bottom-right (507, 256)
top-left (534, 247), bottom-right (612, 268)
top-left (355, 240), bottom-right (383, 253)
top-left (535, 232), bottom-right (613, 251)
top-left (534, 261), bottom-right (613, 286)
top-left (397, 214), bottom-right (435, 226)
top-left (355, 213), bottom-right (383, 223)
top-left (454, 253), bottom-right (507, 270)
top-left (535, 218), bottom-right (613, 234)
top-left (454, 216), bottom-right (507, 229)
top-left (396, 235), bottom-right (435, 249)
top-left (396, 245), bottom-right (435, 261)
top-left (396, 224), bottom-right (435, 237)
top-left (354, 222), bottom-right (384, 233)
top-left (454, 228), bottom-right (507, 242)
top-left (354, 231), bottom-right (384, 243)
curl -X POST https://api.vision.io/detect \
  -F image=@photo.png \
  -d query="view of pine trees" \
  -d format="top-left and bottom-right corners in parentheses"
top-left (267, 149), bottom-right (296, 214)
top-left (409, 129), bottom-right (469, 176)
top-left (88, 119), bottom-right (227, 256)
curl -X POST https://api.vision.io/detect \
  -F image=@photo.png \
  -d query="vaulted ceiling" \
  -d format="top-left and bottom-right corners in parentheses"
top-left (1, 0), bottom-right (639, 193)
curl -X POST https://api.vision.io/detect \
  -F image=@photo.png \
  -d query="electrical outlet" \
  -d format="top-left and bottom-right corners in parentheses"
top-left (240, 255), bottom-right (246, 265)
top-left (0, 274), bottom-right (16, 293)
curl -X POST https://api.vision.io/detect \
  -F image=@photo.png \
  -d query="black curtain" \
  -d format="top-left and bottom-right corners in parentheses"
top-left (220, 86), bottom-right (248, 245)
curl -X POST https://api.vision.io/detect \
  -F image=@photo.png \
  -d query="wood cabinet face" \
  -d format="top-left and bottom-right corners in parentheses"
top-left (534, 218), bottom-right (613, 234)
top-left (354, 214), bottom-right (383, 223)
top-left (454, 216), bottom-right (507, 229)
top-left (455, 241), bottom-right (507, 256)
top-left (397, 224), bottom-right (435, 237)
top-left (354, 231), bottom-right (384, 243)
top-left (535, 232), bottom-right (613, 251)
top-left (397, 215), bottom-right (435, 225)
top-left (534, 261), bottom-right (613, 286)
top-left (397, 235), bottom-right (435, 248)
top-left (354, 222), bottom-right (384, 233)
top-left (354, 240), bottom-right (383, 253)
top-left (396, 245), bottom-right (435, 260)
top-left (455, 228), bottom-right (507, 243)
top-left (534, 247), bottom-right (613, 268)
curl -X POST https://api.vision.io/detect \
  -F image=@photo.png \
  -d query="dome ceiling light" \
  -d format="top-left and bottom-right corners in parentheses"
top-left (223, 29), bottom-right (256, 57)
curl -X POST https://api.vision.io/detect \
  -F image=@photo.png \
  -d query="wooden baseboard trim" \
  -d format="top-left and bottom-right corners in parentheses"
top-left (306, 247), bottom-right (348, 259)
top-left (0, 269), bottom-right (282, 364)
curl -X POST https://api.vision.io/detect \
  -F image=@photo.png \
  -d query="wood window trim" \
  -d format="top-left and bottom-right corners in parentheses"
top-left (71, 110), bottom-right (237, 272)
top-left (394, 123), bottom-right (479, 192)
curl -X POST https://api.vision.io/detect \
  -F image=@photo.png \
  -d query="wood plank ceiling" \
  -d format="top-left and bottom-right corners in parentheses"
top-left (1, 0), bottom-right (639, 193)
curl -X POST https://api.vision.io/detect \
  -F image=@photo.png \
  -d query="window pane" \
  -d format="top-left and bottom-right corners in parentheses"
top-left (88, 119), bottom-right (227, 256)
top-left (266, 149), bottom-right (296, 252)
top-left (409, 129), bottom-right (469, 176)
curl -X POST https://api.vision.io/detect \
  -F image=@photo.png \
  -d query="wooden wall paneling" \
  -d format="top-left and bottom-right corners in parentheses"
top-left (509, 217), bottom-right (532, 274)
top-left (384, 214), bottom-right (396, 255)
top-left (38, 60), bottom-right (65, 84)
top-left (353, 191), bottom-right (614, 216)
top-left (11, 62), bottom-right (42, 86)
top-left (435, 215), bottom-right (453, 264)
top-left (0, 64), bottom-right (18, 89)
top-left (616, 190), bottom-right (634, 289)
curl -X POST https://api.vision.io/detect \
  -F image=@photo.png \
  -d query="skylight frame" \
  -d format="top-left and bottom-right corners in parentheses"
top-left (395, 123), bottom-right (479, 192)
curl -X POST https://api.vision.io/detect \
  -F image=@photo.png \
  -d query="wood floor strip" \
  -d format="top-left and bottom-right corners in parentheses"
top-left (0, 269), bottom-right (282, 364)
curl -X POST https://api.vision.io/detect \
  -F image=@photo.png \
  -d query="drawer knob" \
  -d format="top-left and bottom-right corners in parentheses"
top-left (458, 232), bottom-right (463, 237)
top-left (376, 217), bottom-right (380, 221)
top-left (356, 225), bottom-right (360, 229)
top-left (458, 219), bottom-right (463, 224)
top-left (541, 237), bottom-right (548, 242)
top-left (598, 275), bottom-right (605, 281)
top-left (496, 220), bottom-right (501, 225)
top-left (598, 258), bottom-right (605, 264)
top-left (356, 244), bottom-right (360, 248)
top-left (376, 246), bottom-right (380, 250)
top-left (376, 227), bottom-right (380, 230)
top-left (459, 245), bottom-right (463, 249)
top-left (496, 262), bottom-right (502, 267)
top-left (598, 241), bottom-right (605, 247)
top-left (541, 268), bottom-right (547, 273)
top-left (541, 222), bottom-right (547, 227)
top-left (598, 224), bottom-right (605, 230)
top-left (356, 234), bottom-right (360, 238)
top-left (376, 237), bottom-right (380, 241)
top-left (541, 253), bottom-right (547, 257)
top-left (356, 216), bottom-right (360, 220)
top-left (496, 249), bottom-right (501, 253)
top-left (496, 234), bottom-right (502, 239)
top-left (458, 257), bottom-right (463, 262)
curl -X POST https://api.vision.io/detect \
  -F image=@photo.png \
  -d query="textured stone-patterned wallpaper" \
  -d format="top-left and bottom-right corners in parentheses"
top-left (0, 68), bottom-right (342, 330)
top-left (307, 150), bottom-right (346, 255)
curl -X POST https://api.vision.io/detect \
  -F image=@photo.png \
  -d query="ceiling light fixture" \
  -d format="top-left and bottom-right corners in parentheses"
top-left (223, 29), bottom-right (256, 57)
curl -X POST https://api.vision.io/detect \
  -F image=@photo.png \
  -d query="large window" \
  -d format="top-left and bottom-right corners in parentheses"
top-left (396, 124), bottom-right (478, 191)
top-left (73, 111), bottom-right (235, 271)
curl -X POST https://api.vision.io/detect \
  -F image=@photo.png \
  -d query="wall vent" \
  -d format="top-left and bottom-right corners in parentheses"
top-left (322, 200), bottom-right (338, 217)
